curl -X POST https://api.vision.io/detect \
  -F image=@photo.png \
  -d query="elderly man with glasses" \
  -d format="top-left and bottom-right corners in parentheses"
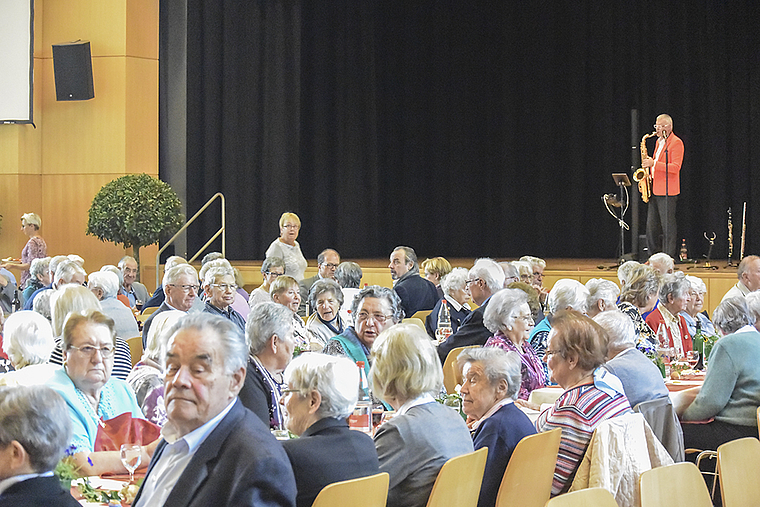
top-left (142, 264), bottom-right (200, 347)
top-left (201, 266), bottom-right (245, 334)
top-left (297, 249), bottom-right (340, 317)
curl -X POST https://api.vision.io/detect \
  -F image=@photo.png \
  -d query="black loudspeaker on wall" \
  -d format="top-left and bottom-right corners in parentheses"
top-left (52, 41), bottom-right (95, 101)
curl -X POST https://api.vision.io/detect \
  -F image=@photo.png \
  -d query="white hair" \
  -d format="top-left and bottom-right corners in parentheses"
top-left (617, 260), bottom-right (640, 286)
top-left (483, 289), bottom-right (529, 334)
top-left (648, 252), bottom-right (675, 274)
top-left (585, 278), bottom-right (620, 311)
top-left (202, 265), bottom-right (234, 287)
top-left (684, 274), bottom-right (707, 294)
top-left (246, 302), bottom-right (295, 355)
top-left (284, 353), bottom-right (359, 420)
top-left (162, 264), bottom-right (199, 287)
top-left (54, 260), bottom-right (86, 286)
top-left (519, 256), bottom-right (546, 270)
top-left (99, 265), bottom-right (123, 285)
top-left (469, 258), bottom-right (506, 293)
top-left (199, 258), bottom-right (232, 284)
top-left (512, 260), bottom-right (532, 280)
top-left (441, 267), bottom-right (469, 297)
top-left (547, 279), bottom-right (589, 315)
top-left (593, 310), bottom-right (635, 351)
top-left (746, 292), bottom-right (760, 328)
top-left (457, 347), bottom-right (522, 401)
top-left (145, 310), bottom-right (185, 364)
top-left (2, 311), bottom-right (55, 368)
top-left (87, 271), bottom-right (120, 298)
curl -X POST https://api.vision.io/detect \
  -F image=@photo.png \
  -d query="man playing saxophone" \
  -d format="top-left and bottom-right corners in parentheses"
top-left (641, 113), bottom-right (684, 258)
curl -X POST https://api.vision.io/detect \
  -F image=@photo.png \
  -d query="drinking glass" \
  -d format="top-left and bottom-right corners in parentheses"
top-left (686, 351), bottom-right (699, 370)
top-left (119, 444), bottom-right (142, 483)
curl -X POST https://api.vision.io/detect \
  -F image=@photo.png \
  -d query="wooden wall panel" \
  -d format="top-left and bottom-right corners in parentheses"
top-left (125, 57), bottom-right (158, 174)
top-left (41, 0), bottom-right (127, 58)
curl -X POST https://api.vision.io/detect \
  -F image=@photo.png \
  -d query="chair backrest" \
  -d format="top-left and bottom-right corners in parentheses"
top-left (426, 447), bottom-right (488, 507)
top-left (718, 436), bottom-right (760, 507)
top-left (633, 396), bottom-right (685, 462)
top-left (126, 336), bottom-right (143, 367)
top-left (312, 472), bottom-right (389, 507)
top-left (442, 346), bottom-right (480, 394)
top-left (756, 406), bottom-right (759, 435)
top-left (140, 305), bottom-right (159, 317)
top-left (413, 309), bottom-right (433, 322)
top-left (545, 487), bottom-right (619, 507)
top-left (496, 428), bottom-right (561, 507)
top-left (639, 462), bottom-right (712, 507)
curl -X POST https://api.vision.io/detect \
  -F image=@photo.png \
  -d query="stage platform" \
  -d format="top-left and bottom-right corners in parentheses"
top-left (142, 258), bottom-right (740, 316)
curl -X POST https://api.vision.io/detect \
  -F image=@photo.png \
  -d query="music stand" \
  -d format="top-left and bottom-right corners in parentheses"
top-left (612, 173), bottom-right (631, 264)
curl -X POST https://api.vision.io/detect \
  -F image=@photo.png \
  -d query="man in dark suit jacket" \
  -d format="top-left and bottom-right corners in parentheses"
top-left (297, 249), bottom-right (340, 317)
top-left (0, 386), bottom-right (80, 507)
top-left (437, 258), bottom-right (505, 362)
top-left (389, 246), bottom-right (439, 318)
top-left (133, 313), bottom-right (296, 507)
top-left (141, 264), bottom-right (199, 346)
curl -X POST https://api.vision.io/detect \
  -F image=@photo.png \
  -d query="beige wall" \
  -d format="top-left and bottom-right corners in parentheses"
top-left (0, 0), bottom-right (158, 279)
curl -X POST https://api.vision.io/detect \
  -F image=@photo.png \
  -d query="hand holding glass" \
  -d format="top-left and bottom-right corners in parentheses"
top-left (120, 444), bottom-right (142, 483)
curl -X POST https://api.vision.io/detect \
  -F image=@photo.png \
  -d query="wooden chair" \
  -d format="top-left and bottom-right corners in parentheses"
top-left (412, 308), bottom-right (433, 323)
top-left (639, 462), bottom-right (712, 507)
top-left (496, 428), bottom-right (562, 507)
top-left (126, 336), bottom-right (143, 367)
top-left (545, 487), bottom-right (619, 507)
top-left (442, 346), bottom-right (480, 394)
top-left (140, 306), bottom-right (159, 317)
top-left (402, 317), bottom-right (425, 330)
top-left (426, 447), bottom-right (488, 507)
top-left (756, 406), bottom-right (759, 435)
top-left (312, 472), bottom-right (389, 507)
top-left (717, 436), bottom-right (760, 507)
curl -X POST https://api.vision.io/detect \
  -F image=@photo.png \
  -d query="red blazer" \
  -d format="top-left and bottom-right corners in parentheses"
top-left (645, 307), bottom-right (692, 354)
top-left (651, 133), bottom-right (684, 195)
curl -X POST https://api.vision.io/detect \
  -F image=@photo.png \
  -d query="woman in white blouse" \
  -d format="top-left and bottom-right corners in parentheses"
top-left (266, 212), bottom-right (308, 281)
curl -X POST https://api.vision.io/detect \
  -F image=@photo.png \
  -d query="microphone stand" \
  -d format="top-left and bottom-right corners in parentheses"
top-left (663, 131), bottom-right (670, 257)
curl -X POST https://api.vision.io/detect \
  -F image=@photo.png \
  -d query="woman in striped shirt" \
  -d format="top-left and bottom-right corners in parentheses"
top-left (525, 310), bottom-right (632, 496)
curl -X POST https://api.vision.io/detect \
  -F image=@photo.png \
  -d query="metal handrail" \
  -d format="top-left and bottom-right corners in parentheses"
top-left (156, 192), bottom-right (225, 287)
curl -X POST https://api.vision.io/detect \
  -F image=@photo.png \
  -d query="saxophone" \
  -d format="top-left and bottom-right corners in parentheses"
top-left (633, 131), bottom-right (656, 203)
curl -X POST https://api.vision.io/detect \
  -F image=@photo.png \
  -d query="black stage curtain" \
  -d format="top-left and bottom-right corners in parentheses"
top-left (166, 1), bottom-right (760, 261)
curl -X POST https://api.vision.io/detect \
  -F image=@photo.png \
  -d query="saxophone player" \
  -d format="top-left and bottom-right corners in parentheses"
top-left (641, 114), bottom-right (685, 259)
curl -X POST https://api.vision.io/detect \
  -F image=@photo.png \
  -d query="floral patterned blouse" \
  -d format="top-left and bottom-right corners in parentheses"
top-left (617, 301), bottom-right (656, 356)
top-left (20, 236), bottom-right (47, 287)
top-left (485, 331), bottom-right (547, 400)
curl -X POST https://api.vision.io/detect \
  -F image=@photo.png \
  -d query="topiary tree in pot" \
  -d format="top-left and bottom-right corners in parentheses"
top-left (86, 174), bottom-right (184, 279)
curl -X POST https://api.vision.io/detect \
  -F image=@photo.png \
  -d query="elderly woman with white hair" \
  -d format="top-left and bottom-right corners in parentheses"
top-left (595, 310), bottom-right (669, 408)
top-left (201, 264), bottom-right (246, 333)
top-left (678, 296), bottom-right (760, 451)
top-left (280, 354), bottom-right (380, 507)
top-left (126, 310), bottom-right (184, 426)
top-left (305, 279), bottom-right (346, 351)
top-left (585, 278), bottom-right (620, 318)
top-left (747, 292), bottom-right (760, 333)
top-left (21, 256), bottom-right (51, 304)
top-left (335, 261), bottom-right (363, 323)
top-left (680, 275), bottom-right (716, 338)
top-left (240, 302), bottom-right (297, 429)
top-left (484, 289), bottom-right (546, 400)
top-left (0, 311), bottom-right (57, 386)
top-left (645, 272), bottom-right (693, 356)
top-left (87, 270), bottom-right (140, 340)
top-left (458, 347), bottom-right (536, 507)
top-left (528, 279), bottom-right (589, 375)
top-left (617, 264), bottom-right (661, 353)
top-left (425, 267), bottom-right (472, 338)
top-left (371, 324), bottom-right (473, 507)
top-left (48, 285), bottom-right (133, 380)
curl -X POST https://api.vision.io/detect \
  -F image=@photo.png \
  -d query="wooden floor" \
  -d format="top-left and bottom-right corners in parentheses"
top-left (142, 257), bottom-right (740, 316)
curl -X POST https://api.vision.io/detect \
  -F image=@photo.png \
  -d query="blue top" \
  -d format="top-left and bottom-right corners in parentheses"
top-left (603, 347), bottom-right (669, 408)
top-left (682, 328), bottom-right (760, 426)
top-left (47, 368), bottom-right (145, 453)
top-left (472, 403), bottom-right (536, 507)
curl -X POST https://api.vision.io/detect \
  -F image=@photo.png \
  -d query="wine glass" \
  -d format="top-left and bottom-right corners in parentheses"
top-left (119, 444), bottom-right (142, 483)
top-left (686, 351), bottom-right (699, 370)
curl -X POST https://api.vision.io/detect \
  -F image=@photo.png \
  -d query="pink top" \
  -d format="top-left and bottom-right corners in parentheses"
top-left (20, 236), bottom-right (47, 287)
top-left (485, 331), bottom-right (547, 400)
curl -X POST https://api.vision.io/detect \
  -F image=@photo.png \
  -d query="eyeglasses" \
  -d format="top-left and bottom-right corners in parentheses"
top-left (282, 224), bottom-right (300, 229)
top-left (545, 350), bottom-right (563, 359)
top-left (356, 312), bottom-right (393, 324)
top-left (515, 314), bottom-right (534, 323)
top-left (265, 271), bottom-right (283, 277)
top-left (211, 283), bottom-right (238, 292)
top-left (68, 344), bottom-right (116, 358)
top-left (168, 284), bottom-right (199, 293)
top-left (465, 278), bottom-right (482, 286)
top-left (279, 388), bottom-right (301, 401)
top-left (321, 263), bottom-right (339, 269)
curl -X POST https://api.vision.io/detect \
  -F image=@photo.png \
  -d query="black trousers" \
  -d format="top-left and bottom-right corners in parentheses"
top-left (647, 195), bottom-right (678, 258)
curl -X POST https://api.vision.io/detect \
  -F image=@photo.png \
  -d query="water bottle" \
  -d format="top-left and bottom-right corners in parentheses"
top-left (349, 361), bottom-right (372, 434)
top-left (435, 300), bottom-right (452, 344)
